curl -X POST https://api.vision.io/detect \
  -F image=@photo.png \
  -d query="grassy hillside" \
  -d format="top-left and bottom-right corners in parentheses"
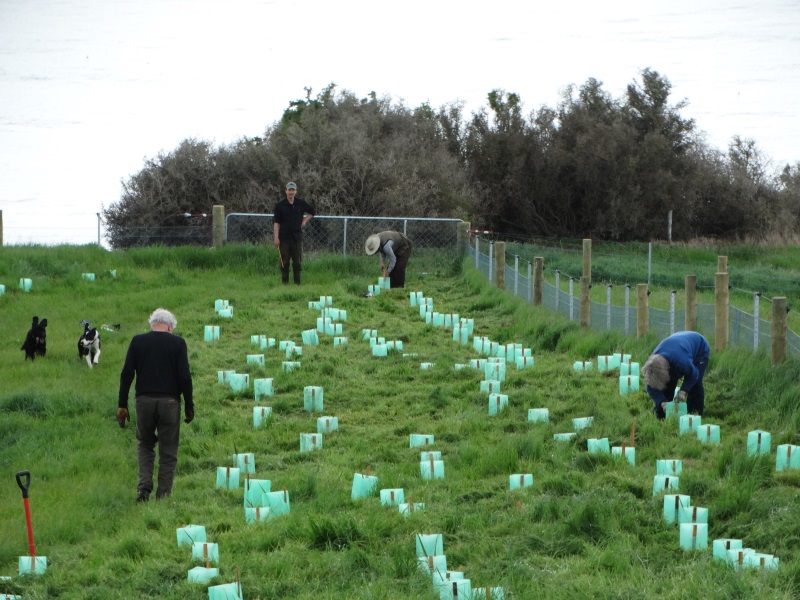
top-left (1, 244), bottom-right (799, 599)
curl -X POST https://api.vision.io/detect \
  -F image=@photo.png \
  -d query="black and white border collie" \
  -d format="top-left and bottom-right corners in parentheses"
top-left (21, 316), bottom-right (47, 361)
top-left (78, 323), bottom-right (101, 368)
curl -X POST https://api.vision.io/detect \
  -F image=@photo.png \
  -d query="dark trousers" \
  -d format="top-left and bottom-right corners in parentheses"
top-left (657, 358), bottom-right (708, 418)
top-left (135, 394), bottom-right (181, 498)
top-left (279, 239), bottom-right (303, 284)
top-left (389, 250), bottom-right (412, 288)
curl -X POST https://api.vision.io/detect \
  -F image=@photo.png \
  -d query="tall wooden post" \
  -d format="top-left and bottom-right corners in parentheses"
top-left (685, 275), bottom-right (697, 331)
top-left (771, 297), bottom-right (788, 365)
top-left (494, 241), bottom-right (506, 289)
top-left (212, 205), bottom-right (225, 248)
top-left (715, 271), bottom-right (729, 351)
top-left (533, 257), bottom-right (544, 306)
top-left (637, 283), bottom-right (649, 337)
top-left (717, 256), bottom-right (728, 273)
top-left (580, 239), bottom-right (591, 327)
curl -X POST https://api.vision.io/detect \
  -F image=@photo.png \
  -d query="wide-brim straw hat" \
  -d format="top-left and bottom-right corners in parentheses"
top-left (365, 234), bottom-right (381, 255)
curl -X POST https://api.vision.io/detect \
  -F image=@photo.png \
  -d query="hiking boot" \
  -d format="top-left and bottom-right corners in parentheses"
top-left (136, 491), bottom-right (150, 503)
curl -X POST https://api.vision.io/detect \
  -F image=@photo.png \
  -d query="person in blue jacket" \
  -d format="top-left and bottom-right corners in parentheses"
top-left (641, 331), bottom-right (710, 420)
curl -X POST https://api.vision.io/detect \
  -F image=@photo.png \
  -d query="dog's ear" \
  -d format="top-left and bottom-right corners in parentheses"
top-left (32, 316), bottom-right (39, 326)
top-left (39, 319), bottom-right (48, 329)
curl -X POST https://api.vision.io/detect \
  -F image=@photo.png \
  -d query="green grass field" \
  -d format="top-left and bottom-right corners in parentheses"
top-left (1, 244), bottom-right (800, 599)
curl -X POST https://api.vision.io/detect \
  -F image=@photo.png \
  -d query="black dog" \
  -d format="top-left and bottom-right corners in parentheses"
top-left (21, 316), bottom-right (48, 360)
top-left (78, 322), bottom-right (101, 368)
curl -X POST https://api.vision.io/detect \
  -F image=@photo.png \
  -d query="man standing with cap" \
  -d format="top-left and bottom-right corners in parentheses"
top-left (365, 230), bottom-right (413, 288)
top-left (273, 181), bottom-right (315, 285)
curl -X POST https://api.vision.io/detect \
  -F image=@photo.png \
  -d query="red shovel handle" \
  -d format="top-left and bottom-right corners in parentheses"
top-left (16, 470), bottom-right (31, 499)
top-left (15, 470), bottom-right (36, 556)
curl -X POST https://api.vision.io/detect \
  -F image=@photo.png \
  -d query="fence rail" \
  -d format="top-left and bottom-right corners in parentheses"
top-left (470, 236), bottom-right (800, 357)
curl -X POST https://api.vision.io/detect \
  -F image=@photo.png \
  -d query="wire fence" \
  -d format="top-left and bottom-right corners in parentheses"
top-left (469, 236), bottom-right (800, 356)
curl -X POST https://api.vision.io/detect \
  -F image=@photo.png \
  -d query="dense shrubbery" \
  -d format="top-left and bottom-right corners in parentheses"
top-left (103, 73), bottom-right (800, 249)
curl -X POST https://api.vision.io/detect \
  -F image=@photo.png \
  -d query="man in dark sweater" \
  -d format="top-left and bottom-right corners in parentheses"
top-left (117, 308), bottom-right (194, 502)
top-left (273, 181), bottom-right (315, 284)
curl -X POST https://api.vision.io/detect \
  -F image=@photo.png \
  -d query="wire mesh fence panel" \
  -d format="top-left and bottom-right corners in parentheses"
top-left (225, 214), bottom-right (462, 256)
top-left (112, 225), bottom-right (212, 248)
top-left (789, 329), bottom-right (800, 355)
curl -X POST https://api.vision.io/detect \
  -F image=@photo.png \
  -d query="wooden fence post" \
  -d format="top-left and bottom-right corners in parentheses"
top-left (685, 275), bottom-right (697, 331)
top-left (580, 239), bottom-right (591, 327)
top-left (494, 241), bottom-right (505, 289)
top-left (772, 297), bottom-right (788, 365)
top-left (533, 257), bottom-right (544, 306)
top-left (637, 283), bottom-right (649, 337)
top-left (212, 205), bottom-right (225, 248)
top-left (715, 271), bottom-right (729, 351)
top-left (457, 221), bottom-right (470, 254)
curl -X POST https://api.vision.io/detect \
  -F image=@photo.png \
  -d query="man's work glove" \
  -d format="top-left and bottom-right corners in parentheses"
top-left (184, 406), bottom-right (195, 424)
top-left (116, 407), bottom-right (130, 428)
top-left (676, 390), bottom-right (688, 403)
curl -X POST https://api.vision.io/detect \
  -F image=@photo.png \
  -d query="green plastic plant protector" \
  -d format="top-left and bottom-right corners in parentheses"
top-left (368, 336), bottom-right (386, 347)
top-left (421, 451), bottom-right (441, 461)
top-left (747, 430), bottom-right (771, 456)
top-left (176, 524), bottom-right (207, 546)
top-left (609, 353), bottom-right (622, 369)
top-left (488, 393), bottom-right (509, 416)
top-left (19, 278), bottom-right (32, 292)
top-left (744, 553), bottom-right (779, 570)
top-left (420, 304), bottom-right (432, 318)
top-left (697, 424), bottom-right (721, 445)
top-left (323, 307), bottom-right (339, 320)
top-left (372, 344), bottom-right (388, 357)
top-left (438, 578), bottom-right (472, 600)
top-left (460, 318), bottom-right (475, 336)
top-left (680, 523), bottom-right (708, 551)
top-left (454, 363), bottom-right (469, 371)
top-left (315, 317), bottom-right (330, 333)
top-left (386, 340), bottom-right (403, 351)
top-left (679, 414), bottom-right (701, 435)
top-left (417, 554), bottom-right (447, 575)
top-left (410, 434), bottom-right (434, 447)
top-left (480, 379), bottom-right (501, 394)
top-left (656, 459), bottom-right (682, 476)
top-left (81, 273), bottom-right (96, 281)
top-left (662, 494), bottom-right (691, 524)
top-left (246, 354), bottom-right (264, 366)
top-left (333, 336), bottom-right (348, 346)
top-left (301, 329), bottom-right (319, 346)
top-left (504, 343), bottom-right (516, 362)
top-left (587, 438), bottom-right (610, 454)
top-left (484, 363), bottom-right (505, 382)
top-left (378, 276), bottom-right (390, 289)
top-left (317, 416), bottom-right (338, 433)
top-left (611, 446), bottom-right (635, 465)
top-left (325, 322), bottom-right (342, 336)
top-left (232, 453), bottom-right (255, 474)
top-left (620, 362), bottom-right (640, 376)
top-left (470, 358), bottom-right (487, 370)
top-left (300, 433), bottom-right (322, 452)
top-left (726, 548), bottom-right (756, 570)
top-left (775, 444), bottom-right (800, 471)
top-left (265, 489), bottom-right (291, 517)
top-left (228, 373), bottom-right (249, 393)
top-left (253, 406), bottom-right (272, 428)
top-left (281, 361), bottom-right (301, 372)
top-left (653, 475), bottom-right (679, 496)
top-left (108, 269), bottom-right (117, 278)
top-left (573, 360), bottom-right (593, 371)
top-left (432, 571), bottom-right (464, 587)
top-left (472, 587), bottom-right (505, 599)
top-left (399, 502), bottom-right (425, 516)
top-left (515, 356), bottom-right (535, 369)
top-left (597, 355), bottom-right (611, 372)
top-left (452, 325), bottom-right (469, 345)
top-left (214, 299), bottom-right (228, 311)
top-left (509, 474), bottom-right (533, 490)
top-left (425, 312), bottom-right (434, 325)
top-left (218, 307), bottom-right (233, 318)
top-left (0, 284), bottom-right (5, 295)
top-left (487, 341), bottom-right (500, 357)
top-left (204, 326), bottom-right (220, 342)
top-left (244, 506), bottom-right (270, 525)
top-left (259, 337), bottom-right (275, 350)
top-left (527, 408), bottom-right (549, 423)
top-left (432, 312), bottom-right (445, 327)
top-left (553, 433), bottom-right (576, 442)
top-left (207, 582), bottom-right (243, 600)
top-left (308, 300), bottom-right (322, 310)
top-left (17, 556), bottom-right (46, 575)
top-left (368, 284), bottom-right (381, 296)
top-left (215, 467), bottom-right (240, 490)
top-left (420, 362), bottom-right (435, 369)
top-left (403, 353), bottom-right (419, 358)
top-left (250, 335), bottom-right (260, 345)
top-left (188, 566), bottom-right (219, 584)
top-left (1, 594), bottom-right (22, 600)
top-left (473, 336), bottom-right (487, 353)
top-left (279, 339), bottom-right (294, 352)
top-left (678, 505), bottom-right (708, 525)
top-left (319, 295), bottom-right (333, 307)
top-left (664, 400), bottom-right (688, 418)
top-left (351, 473), bottom-right (378, 500)
top-left (253, 378), bottom-right (274, 401)
top-left (380, 488), bottom-right (405, 506)
top-left (416, 533), bottom-right (444, 557)
top-left (243, 478), bottom-right (270, 508)
top-left (191, 542), bottom-right (220, 565)
top-left (618, 375), bottom-right (640, 395)
top-left (420, 458), bottom-right (445, 480)
top-left (572, 417), bottom-right (593, 430)
top-left (712, 538), bottom-right (742, 561)
top-left (286, 345), bottom-right (303, 358)
top-left (217, 370), bottom-right (236, 383)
